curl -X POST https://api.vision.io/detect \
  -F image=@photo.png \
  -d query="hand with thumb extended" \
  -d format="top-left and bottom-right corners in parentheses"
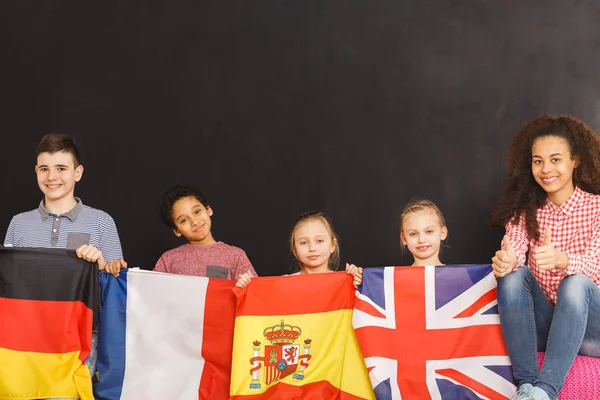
top-left (491, 235), bottom-right (518, 278)
top-left (535, 227), bottom-right (567, 270)
top-left (542, 227), bottom-right (552, 247)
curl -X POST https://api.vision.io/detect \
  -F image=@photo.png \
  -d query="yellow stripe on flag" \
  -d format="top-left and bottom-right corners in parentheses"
top-left (0, 347), bottom-right (93, 400)
top-left (231, 310), bottom-right (374, 399)
top-left (341, 322), bottom-right (375, 399)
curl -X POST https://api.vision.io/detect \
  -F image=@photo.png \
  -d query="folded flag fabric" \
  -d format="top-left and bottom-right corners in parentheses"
top-left (354, 264), bottom-right (516, 400)
top-left (94, 268), bottom-right (236, 400)
top-left (230, 272), bottom-right (375, 400)
top-left (0, 247), bottom-right (97, 400)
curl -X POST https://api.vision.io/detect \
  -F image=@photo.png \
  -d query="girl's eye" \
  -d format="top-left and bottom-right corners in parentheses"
top-left (533, 160), bottom-right (541, 164)
top-left (179, 219), bottom-right (186, 224)
top-left (551, 158), bottom-right (560, 163)
top-left (426, 230), bottom-right (434, 234)
top-left (409, 233), bottom-right (416, 237)
top-left (299, 241), bottom-right (307, 245)
top-left (317, 239), bottom-right (324, 243)
top-left (195, 209), bottom-right (201, 214)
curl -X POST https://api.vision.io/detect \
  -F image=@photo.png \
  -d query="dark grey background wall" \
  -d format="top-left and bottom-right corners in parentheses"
top-left (2, 1), bottom-right (600, 275)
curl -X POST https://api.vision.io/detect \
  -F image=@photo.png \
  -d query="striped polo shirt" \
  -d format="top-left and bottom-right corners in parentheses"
top-left (4, 198), bottom-right (123, 263)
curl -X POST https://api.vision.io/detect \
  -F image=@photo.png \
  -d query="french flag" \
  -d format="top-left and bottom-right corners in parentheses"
top-left (94, 269), bottom-right (235, 400)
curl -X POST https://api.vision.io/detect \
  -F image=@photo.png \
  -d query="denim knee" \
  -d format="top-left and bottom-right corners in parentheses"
top-left (498, 266), bottom-right (531, 300)
top-left (556, 274), bottom-right (595, 310)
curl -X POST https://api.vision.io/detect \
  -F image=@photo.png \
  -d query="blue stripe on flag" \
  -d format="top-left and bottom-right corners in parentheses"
top-left (434, 264), bottom-right (492, 310)
top-left (437, 378), bottom-right (484, 400)
top-left (95, 269), bottom-right (128, 400)
top-left (359, 267), bottom-right (386, 309)
top-left (373, 378), bottom-right (392, 399)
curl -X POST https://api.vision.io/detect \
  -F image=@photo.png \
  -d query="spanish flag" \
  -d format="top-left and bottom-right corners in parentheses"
top-left (230, 272), bottom-right (375, 399)
top-left (0, 247), bottom-right (96, 400)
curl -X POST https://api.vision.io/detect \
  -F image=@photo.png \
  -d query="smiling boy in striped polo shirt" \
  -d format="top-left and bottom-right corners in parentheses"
top-left (3, 133), bottom-right (126, 398)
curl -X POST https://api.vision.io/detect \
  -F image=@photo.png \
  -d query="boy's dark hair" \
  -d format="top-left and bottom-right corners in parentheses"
top-left (160, 185), bottom-right (209, 229)
top-left (492, 115), bottom-right (600, 240)
top-left (37, 133), bottom-right (81, 167)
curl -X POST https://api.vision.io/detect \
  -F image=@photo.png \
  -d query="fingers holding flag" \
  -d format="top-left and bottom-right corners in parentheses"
top-left (235, 271), bottom-right (253, 288)
top-left (346, 263), bottom-right (363, 288)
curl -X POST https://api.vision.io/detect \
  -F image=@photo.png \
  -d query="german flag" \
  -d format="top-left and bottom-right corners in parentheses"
top-left (0, 247), bottom-right (97, 400)
top-left (230, 272), bottom-right (375, 400)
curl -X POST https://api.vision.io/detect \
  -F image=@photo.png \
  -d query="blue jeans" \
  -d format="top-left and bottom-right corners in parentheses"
top-left (497, 267), bottom-right (600, 399)
top-left (44, 332), bottom-right (98, 400)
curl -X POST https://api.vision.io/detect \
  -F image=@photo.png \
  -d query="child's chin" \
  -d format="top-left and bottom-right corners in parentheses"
top-left (186, 235), bottom-right (207, 242)
top-left (303, 263), bottom-right (323, 269)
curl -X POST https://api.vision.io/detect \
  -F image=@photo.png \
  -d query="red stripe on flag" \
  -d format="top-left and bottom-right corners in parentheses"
top-left (233, 272), bottom-right (355, 316)
top-left (0, 297), bottom-right (92, 361)
top-left (354, 296), bottom-right (386, 319)
top-left (437, 368), bottom-right (508, 400)
top-left (198, 279), bottom-right (236, 400)
top-left (454, 288), bottom-right (497, 319)
top-left (229, 380), bottom-right (367, 399)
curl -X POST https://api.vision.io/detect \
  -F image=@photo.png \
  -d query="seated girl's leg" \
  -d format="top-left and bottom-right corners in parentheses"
top-left (536, 274), bottom-right (600, 398)
top-left (86, 332), bottom-right (99, 376)
top-left (497, 266), bottom-right (554, 387)
top-left (580, 291), bottom-right (600, 357)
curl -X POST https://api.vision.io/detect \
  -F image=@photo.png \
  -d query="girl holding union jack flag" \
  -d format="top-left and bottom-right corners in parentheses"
top-left (400, 199), bottom-right (448, 266)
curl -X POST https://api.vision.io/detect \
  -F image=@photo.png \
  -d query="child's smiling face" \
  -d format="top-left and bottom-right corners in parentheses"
top-left (35, 151), bottom-right (82, 204)
top-left (531, 135), bottom-right (579, 206)
top-left (401, 209), bottom-right (447, 265)
top-left (171, 196), bottom-right (216, 245)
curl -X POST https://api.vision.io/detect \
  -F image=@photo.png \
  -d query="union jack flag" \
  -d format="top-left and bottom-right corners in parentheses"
top-left (353, 264), bottom-right (516, 400)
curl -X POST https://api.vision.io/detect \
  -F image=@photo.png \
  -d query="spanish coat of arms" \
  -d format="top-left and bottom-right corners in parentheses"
top-left (249, 320), bottom-right (312, 389)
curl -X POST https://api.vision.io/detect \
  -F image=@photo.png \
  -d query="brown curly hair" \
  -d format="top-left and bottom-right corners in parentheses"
top-left (492, 115), bottom-right (600, 240)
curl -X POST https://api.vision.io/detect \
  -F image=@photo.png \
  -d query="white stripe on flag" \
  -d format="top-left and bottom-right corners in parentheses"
top-left (120, 270), bottom-right (208, 399)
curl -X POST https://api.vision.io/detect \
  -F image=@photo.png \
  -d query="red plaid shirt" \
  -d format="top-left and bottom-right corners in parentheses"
top-left (505, 186), bottom-right (600, 304)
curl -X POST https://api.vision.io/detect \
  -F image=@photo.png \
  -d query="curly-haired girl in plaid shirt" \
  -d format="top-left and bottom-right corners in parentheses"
top-left (491, 115), bottom-right (600, 400)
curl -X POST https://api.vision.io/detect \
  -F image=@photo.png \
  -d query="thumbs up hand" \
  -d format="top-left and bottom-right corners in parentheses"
top-left (542, 227), bottom-right (552, 247)
top-left (534, 227), bottom-right (568, 270)
top-left (492, 235), bottom-right (518, 278)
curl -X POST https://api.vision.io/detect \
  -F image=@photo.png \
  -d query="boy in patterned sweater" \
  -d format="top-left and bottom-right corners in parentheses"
top-left (154, 184), bottom-right (257, 280)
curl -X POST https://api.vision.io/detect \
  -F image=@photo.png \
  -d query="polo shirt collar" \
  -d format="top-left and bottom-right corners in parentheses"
top-left (37, 197), bottom-right (84, 221)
